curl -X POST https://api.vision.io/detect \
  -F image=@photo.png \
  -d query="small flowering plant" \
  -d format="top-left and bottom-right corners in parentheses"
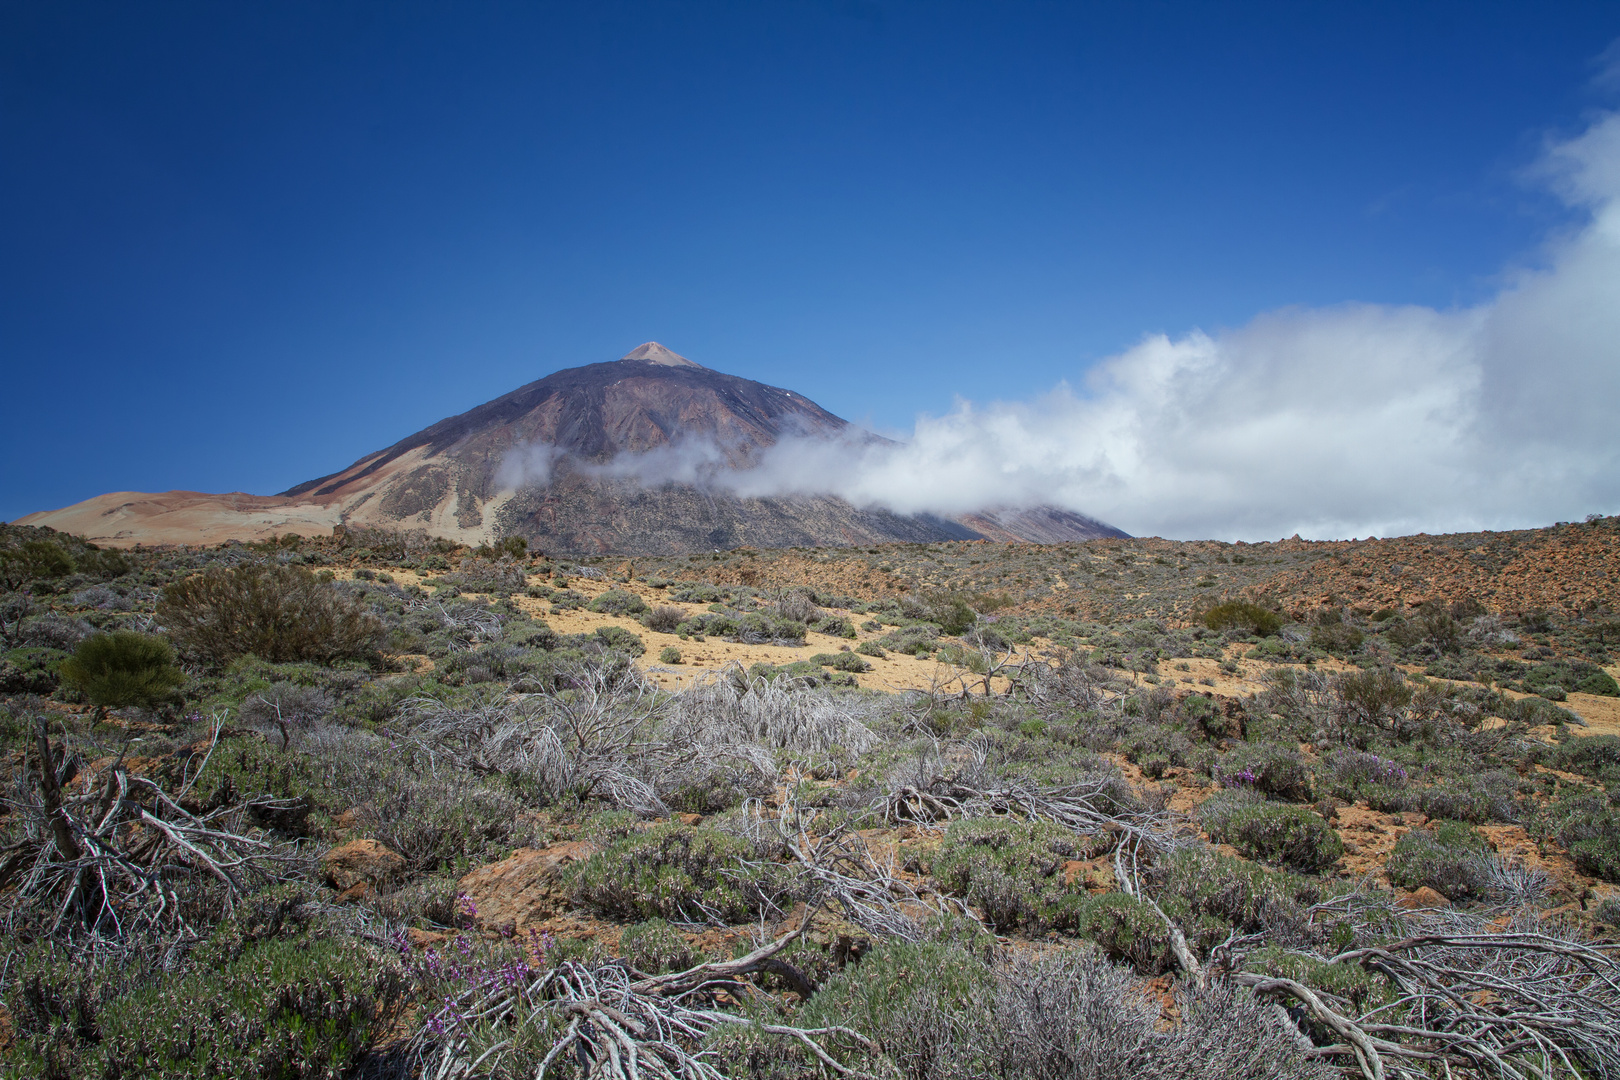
top-left (1214, 766), bottom-right (1259, 789)
top-left (1328, 749), bottom-right (1410, 788)
top-left (391, 913), bottom-right (554, 1041)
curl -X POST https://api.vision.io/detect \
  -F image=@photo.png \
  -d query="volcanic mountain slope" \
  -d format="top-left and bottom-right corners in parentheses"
top-left (18, 343), bottom-right (1127, 552)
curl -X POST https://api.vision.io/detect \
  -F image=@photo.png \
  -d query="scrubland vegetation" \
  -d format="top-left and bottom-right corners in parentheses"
top-left (2, 518), bottom-right (1620, 1078)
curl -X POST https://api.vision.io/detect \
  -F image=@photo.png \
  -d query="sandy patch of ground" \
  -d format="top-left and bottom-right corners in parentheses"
top-left (1564, 691), bottom-right (1620, 737)
top-left (338, 569), bottom-right (999, 695)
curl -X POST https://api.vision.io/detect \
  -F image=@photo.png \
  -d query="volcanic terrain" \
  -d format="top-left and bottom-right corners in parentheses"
top-left (17, 343), bottom-right (1125, 552)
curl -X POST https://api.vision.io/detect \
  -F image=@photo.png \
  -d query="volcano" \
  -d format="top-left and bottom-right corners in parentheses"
top-left (18, 344), bottom-right (1127, 551)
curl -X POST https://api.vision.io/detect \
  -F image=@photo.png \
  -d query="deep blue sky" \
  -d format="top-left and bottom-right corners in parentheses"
top-left (5, 1), bottom-right (1619, 522)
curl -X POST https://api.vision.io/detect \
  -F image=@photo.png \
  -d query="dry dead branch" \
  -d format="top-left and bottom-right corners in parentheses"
top-left (1, 720), bottom-right (308, 942)
top-left (405, 921), bottom-right (879, 1080)
top-left (1227, 928), bottom-right (1620, 1080)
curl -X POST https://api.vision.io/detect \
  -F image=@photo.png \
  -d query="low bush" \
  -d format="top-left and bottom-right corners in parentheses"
top-left (1554, 734), bottom-right (1620, 785)
top-left (790, 934), bottom-right (1328, 1080)
top-left (1147, 845), bottom-right (1342, 953)
top-left (1544, 791), bottom-right (1620, 882)
top-left (810, 651), bottom-right (871, 673)
top-left (158, 564), bottom-right (384, 665)
top-left (1202, 601), bottom-right (1281, 637)
top-left (441, 557), bottom-right (527, 594)
top-left (1414, 770), bottom-right (1519, 824)
top-left (876, 624), bottom-right (939, 656)
top-left (1216, 741), bottom-right (1314, 801)
top-left (1198, 791), bottom-right (1343, 873)
top-left (588, 589), bottom-right (649, 617)
top-left (1387, 820), bottom-right (1490, 900)
top-left (658, 645), bottom-right (683, 665)
top-left (1242, 945), bottom-right (1381, 1012)
top-left (0, 646), bottom-right (68, 695)
top-left (855, 640), bottom-right (885, 658)
top-left (592, 624), bottom-right (646, 657)
top-left (645, 605), bottom-right (686, 633)
top-left (930, 817), bottom-right (1100, 932)
top-left (57, 631), bottom-right (184, 713)
top-left (570, 824), bottom-right (795, 923)
top-left (1073, 892), bottom-right (1175, 974)
top-left (616, 918), bottom-right (706, 974)
top-left (1324, 749), bottom-right (1410, 809)
top-left (2, 915), bottom-right (405, 1080)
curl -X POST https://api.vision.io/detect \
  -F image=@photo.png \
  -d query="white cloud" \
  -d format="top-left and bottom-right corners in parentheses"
top-left (502, 108), bottom-right (1620, 541)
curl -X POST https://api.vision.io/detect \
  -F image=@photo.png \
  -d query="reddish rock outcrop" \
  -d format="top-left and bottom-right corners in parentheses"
top-left (456, 840), bottom-right (596, 933)
top-left (322, 839), bottom-right (405, 900)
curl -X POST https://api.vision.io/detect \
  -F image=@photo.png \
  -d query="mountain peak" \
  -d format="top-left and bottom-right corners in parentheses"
top-left (620, 341), bottom-right (700, 367)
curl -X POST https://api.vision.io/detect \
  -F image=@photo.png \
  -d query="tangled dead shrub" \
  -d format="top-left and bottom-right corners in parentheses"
top-left (158, 564), bottom-right (384, 665)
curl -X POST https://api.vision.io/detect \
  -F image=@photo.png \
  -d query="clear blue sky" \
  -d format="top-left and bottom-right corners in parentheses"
top-left (5, 1), bottom-right (1619, 527)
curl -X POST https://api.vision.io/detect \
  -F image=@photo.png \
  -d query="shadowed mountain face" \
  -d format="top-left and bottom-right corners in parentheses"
top-left (19, 344), bottom-right (1127, 551)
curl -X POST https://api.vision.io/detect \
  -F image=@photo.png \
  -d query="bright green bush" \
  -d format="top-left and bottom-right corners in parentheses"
top-left (658, 645), bottom-right (683, 664)
top-left (57, 631), bottom-right (183, 712)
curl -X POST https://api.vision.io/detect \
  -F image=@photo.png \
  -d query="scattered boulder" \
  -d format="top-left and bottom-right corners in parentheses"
top-left (322, 838), bottom-right (405, 900)
top-left (1397, 886), bottom-right (1451, 910)
top-left (456, 841), bottom-right (596, 933)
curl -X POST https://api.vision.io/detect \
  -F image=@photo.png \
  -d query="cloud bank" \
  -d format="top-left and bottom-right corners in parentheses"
top-left (503, 110), bottom-right (1620, 541)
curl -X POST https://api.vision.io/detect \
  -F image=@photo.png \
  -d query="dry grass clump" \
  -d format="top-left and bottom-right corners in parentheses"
top-left (158, 563), bottom-right (383, 664)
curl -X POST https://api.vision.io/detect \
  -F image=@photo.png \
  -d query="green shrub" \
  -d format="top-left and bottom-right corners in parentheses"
top-left (592, 624), bottom-right (646, 657)
top-left (855, 640), bottom-right (885, 658)
top-left (588, 589), bottom-right (649, 617)
top-left (0, 538), bottom-right (76, 591)
top-left (810, 651), bottom-right (871, 673)
top-left (1198, 791), bottom-right (1343, 873)
top-left (795, 933), bottom-right (993, 1080)
top-left (1217, 741), bottom-right (1314, 801)
top-left (158, 564), bottom-right (383, 665)
top-left (570, 824), bottom-right (794, 923)
top-left (0, 646), bottom-right (69, 695)
top-left (617, 919), bottom-right (705, 974)
top-left (1202, 601), bottom-right (1281, 637)
top-left (1147, 846), bottom-right (1346, 953)
top-left (658, 645), bottom-right (683, 664)
top-left (2, 926), bottom-right (404, 1079)
top-left (1073, 892), bottom-right (1174, 974)
top-left (1242, 946), bottom-right (1380, 1011)
top-left (1414, 771), bottom-right (1519, 824)
top-left (1554, 735), bottom-right (1620, 784)
top-left (1544, 792), bottom-right (1620, 882)
top-left (57, 631), bottom-right (184, 712)
top-left (1387, 820), bottom-right (1489, 900)
top-left (1523, 660), bottom-right (1620, 699)
top-left (930, 817), bottom-right (1099, 932)
top-left (1310, 622), bottom-right (1364, 653)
